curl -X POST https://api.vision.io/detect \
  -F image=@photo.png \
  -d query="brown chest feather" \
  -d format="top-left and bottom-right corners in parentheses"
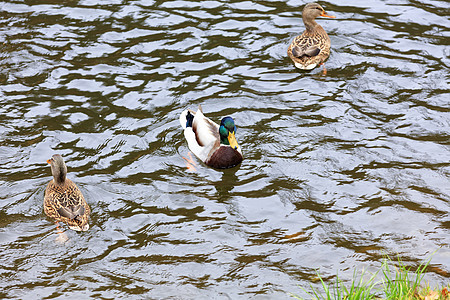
top-left (206, 146), bottom-right (243, 169)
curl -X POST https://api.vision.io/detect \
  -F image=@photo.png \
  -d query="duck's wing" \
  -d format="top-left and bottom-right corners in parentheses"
top-left (192, 106), bottom-right (219, 147)
top-left (57, 205), bottom-right (85, 220)
top-left (292, 45), bottom-right (320, 58)
top-left (180, 105), bottom-right (219, 163)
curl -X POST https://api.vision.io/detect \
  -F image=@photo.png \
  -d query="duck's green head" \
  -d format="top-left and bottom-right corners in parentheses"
top-left (219, 117), bottom-right (239, 150)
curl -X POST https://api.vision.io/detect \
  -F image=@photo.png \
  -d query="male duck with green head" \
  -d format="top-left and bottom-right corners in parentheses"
top-left (180, 105), bottom-right (243, 169)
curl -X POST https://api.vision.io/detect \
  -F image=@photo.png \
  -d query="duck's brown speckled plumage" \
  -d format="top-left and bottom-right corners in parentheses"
top-left (287, 2), bottom-right (335, 70)
top-left (44, 154), bottom-right (90, 231)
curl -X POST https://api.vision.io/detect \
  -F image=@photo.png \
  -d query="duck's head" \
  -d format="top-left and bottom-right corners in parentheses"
top-left (219, 117), bottom-right (240, 150)
top-left (303, 2), bottom-right (335, 23)
top-left (47, 154), bottom-right (67, 184)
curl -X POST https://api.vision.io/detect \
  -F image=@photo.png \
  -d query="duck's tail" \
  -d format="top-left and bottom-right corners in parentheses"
top-left (179, 105), bottom-right (201, 129)
top-left (179, 110), bottom-right (190, 129)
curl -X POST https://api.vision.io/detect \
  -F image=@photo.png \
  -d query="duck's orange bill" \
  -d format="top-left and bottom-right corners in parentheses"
top-left (47, 159), bottom-right (52, 164)
top-left (228, 132), bottom-right (239, 150)
top-left (321, 11), bottom-right (336, 18)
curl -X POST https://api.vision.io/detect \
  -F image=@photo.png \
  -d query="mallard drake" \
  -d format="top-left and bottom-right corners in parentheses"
top-left (179, 105), bottom-right (243, 169)
top-left (44, 154), bottom-right (90, 231)
top-left (287, 2), bottom-right (335, 70)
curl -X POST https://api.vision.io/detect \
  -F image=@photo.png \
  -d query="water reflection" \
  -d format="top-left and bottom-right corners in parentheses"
top-left (0, 0), bottom-right (449, 298)
top-left (215, 169), bottom-right (240, 202)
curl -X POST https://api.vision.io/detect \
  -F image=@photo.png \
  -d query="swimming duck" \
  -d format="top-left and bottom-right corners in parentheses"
top-left (44, 154), bottom-right (90, 231)
top-left (287, 2), bottom-right (335, 70)
top-left (179, 105), bottom-right (243, 169)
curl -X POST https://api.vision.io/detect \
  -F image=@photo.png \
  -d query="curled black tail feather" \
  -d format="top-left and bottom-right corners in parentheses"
top-left (186, 111), bottom-right (194, 128)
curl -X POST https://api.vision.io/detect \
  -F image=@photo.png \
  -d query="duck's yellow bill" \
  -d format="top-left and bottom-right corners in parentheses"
top-left (228, 132), bottom-right (239, 150)
top-left (47, 159), bottom-right (52, 164)
top-left (321, 11), bottom-right (336, 18)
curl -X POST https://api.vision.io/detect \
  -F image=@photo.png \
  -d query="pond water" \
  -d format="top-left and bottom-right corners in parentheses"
top-left (0, 0), bottom-right (449, 298)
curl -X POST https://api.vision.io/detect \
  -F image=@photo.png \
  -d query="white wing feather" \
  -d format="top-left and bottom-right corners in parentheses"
top-left (180, 106), bottom-right (220, 162)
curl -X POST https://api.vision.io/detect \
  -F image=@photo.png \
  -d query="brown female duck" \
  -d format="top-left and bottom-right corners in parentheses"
top-left (287, 2), bottom-right (335, 70)
top-left (179, 105), bottom-right (243, 169)
top-left (44, 154), bottom-right (90, 231)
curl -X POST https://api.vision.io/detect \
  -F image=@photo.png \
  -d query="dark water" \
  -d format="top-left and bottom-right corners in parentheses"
top-left (0, 0), bottom-right (449, 298)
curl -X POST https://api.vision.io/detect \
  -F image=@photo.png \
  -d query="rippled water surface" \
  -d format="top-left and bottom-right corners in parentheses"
top-left (0, 0), bottom-right (449, 298)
